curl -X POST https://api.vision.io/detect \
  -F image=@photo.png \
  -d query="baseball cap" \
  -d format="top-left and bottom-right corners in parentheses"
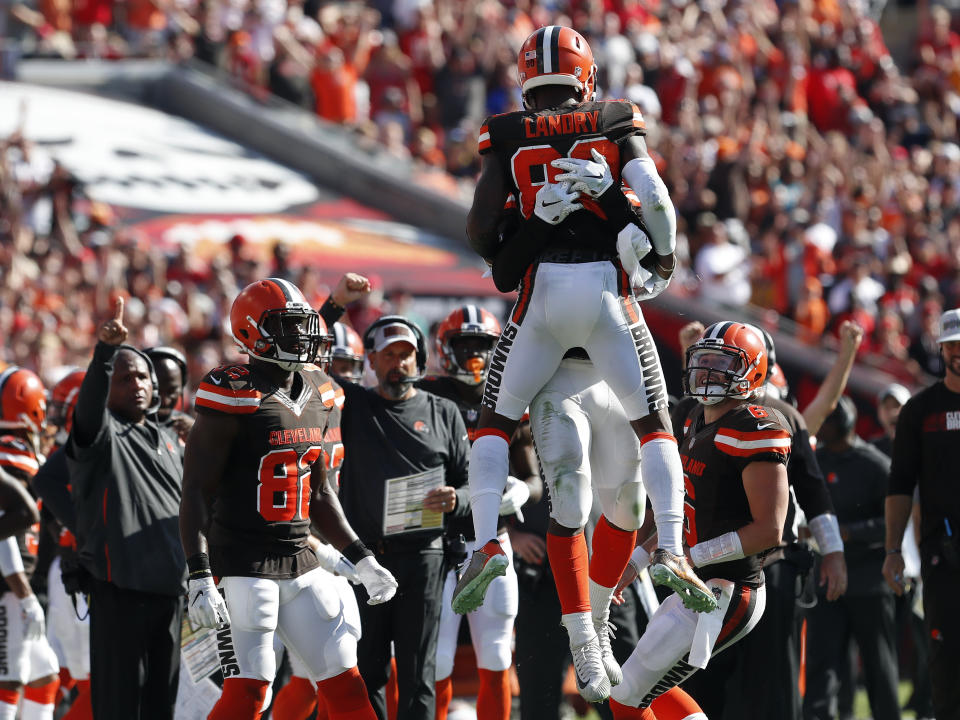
top-left (877, 383), bottom-right (911, 407)
top-left (937, 308), bottom-right (960, 343)
top-left (370, 322), bottom-right (418, 352)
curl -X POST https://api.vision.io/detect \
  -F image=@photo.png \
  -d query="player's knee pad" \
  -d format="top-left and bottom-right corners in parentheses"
top-left (597, 482), bottom-right (644, 531)
top-left (533, 395), bottom-right (593, 527)
top-left (222, 577), bottom-right (280, 633)
top-left (210, 678), bottom-right (270, 720)
top-left (27, 637), bottom-right (60, 683)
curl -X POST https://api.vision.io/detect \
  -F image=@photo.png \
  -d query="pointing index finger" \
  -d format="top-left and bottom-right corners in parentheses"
top-left (114, 296), bottom-right (125, 322)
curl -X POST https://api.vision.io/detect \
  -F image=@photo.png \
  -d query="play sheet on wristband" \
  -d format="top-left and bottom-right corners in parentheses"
top-left (382, 466), bottom-right (445, 537)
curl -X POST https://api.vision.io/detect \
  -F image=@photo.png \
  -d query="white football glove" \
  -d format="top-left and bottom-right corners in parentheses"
top-left (552, 148), bottom-right (615, 198)
top-left (634, 267), bottom-right (672, 302)
top-left (616, 223), bottom-right (654, 290)
top-left (499, 476), bottom-right (530, 521)
top-left (187, 575), bottom-right (231, 629)
top-left (355, 556), bottom-right (398, 605)
top-left (533, 181), bottom-right (583, 225)
top-left (19, 594), bottom-right (44, 641)
top-left (314, 542), bottom-right (360, 584)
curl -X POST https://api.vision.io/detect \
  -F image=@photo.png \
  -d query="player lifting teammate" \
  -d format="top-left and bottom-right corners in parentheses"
top-left (608, 322), bottom-right (790, 718)
top-left (179, 278), bottom-right (398, 720)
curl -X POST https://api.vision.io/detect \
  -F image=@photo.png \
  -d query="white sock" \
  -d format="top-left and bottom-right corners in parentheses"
top-left (469, 434), bottom-right (510, 547)
top-left (561, 611), bottom-right (596, 647)
top-left (21, 698), bottom-right (54, 720)
top-left (0, 700), bottom-right (17, 720)
top-left (588, 579), bottom-right (614, 623)
top-left (639, 435), bottom-right (684, 554)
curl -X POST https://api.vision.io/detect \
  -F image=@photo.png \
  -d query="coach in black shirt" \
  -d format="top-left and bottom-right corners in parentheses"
top-left (66, 299), bottom-right (185, 720)
top-left (885, 308), bottom-right (960, 720)
top-left (336, 316), bottom-right (470, 720)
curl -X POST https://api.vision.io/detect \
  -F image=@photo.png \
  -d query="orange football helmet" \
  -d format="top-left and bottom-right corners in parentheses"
top-left (435, 305), bottom-right (502, 385)
top-left (0, 367), bottom-right (47, 437)
top-left (330, 322), bottom-right (365, 383)
top-left (517, 26), bottom-right (597, 109)
top-left (49, 369), bottom-right (84, 437)
top-left (230, 278), bottom-right (331, 371)
top-left (683, 322), bottom-right (767, 405)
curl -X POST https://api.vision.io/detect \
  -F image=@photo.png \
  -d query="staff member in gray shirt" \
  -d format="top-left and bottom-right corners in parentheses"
top-left (335, 315), bottom-right (470, 720)
top-left (66, 298), bottom-right (185, 720)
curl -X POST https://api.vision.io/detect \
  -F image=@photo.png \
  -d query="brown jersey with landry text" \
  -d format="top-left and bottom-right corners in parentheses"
top-left (677, 403), bottom-right (791, 586)
top-left (479, 99), bottom-right (645, 253)
top-left (195, 363), bottom-right (343, 579)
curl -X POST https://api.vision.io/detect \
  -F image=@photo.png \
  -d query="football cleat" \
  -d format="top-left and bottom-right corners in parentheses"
top-left (570, 635), bottom-right (611, 703)
top-left (451, 539), bottom-right (509, 615)
top-left (649, 549), bottom-right (718, 613)
top-left (594, 615), bottom-right (622, 686)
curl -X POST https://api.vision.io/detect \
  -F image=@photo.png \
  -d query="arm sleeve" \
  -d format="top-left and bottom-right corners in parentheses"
top-left (788, 424), bottom-right (836, 519)
top-left (445, 407), bottom-right (471, 519)
top-left (31, 448), bottom-right (76, 534)
top-left (319, 298), bottom-right (346, 329)
top-left (888, 398), bottom-right (920, 496)
top-left (71, 342), bottom-right (117, 449)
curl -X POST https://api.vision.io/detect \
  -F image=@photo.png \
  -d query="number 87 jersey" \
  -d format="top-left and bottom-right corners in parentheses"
top-left (195, 362), bottom-right (345, 579)
top-left (478, 98), bottom-right (645, 228)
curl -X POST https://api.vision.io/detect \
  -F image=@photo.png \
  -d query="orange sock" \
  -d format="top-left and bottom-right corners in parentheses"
top-left (316, 667), bottom-right (376, 720)
top-left (0, 688), bottom-right (19, 720)
top-left (58, 668), bottom-right (75, 693)
top-left (24, 677), bottom-right (60, 705)
top-left (589, 516), bottom-right (637, 588)
top-left (609, 699), bottom-right (655, 719)
top-left (476, 668), bottom-right (510, 720)
top-left (272, 676), bottom-right (317, 720)
top-left (435, 676), bottom-right (453, 720)
top-left (63, 679), bottom-right (93, 720)
top-left (208, 678), bottom-right (269, 720)
top-left (315, 691), bottom-right (329, 720)
top-left (649, 687), bottom-right (704, 719)
top-left (386, 657), bottom-right (398, 720)
top-left (650, 687), bottom-right (705, 719)
top-left (546, 531), bottom-right (591, 614)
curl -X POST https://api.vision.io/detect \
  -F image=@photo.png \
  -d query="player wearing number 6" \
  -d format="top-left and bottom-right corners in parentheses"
top-left (456, 24), bottom-right (713, 702)
top-left (180, 278), bottom-right (396, 720)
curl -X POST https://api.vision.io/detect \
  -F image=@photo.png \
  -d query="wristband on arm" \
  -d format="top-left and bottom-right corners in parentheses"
top-left (187, 552), bottom-right (212, 579)
top-left (341, 539), bottom-right (373, 565)
top-left (0, 537), bottom-right (25, 577)
top-left (808, 513), bottom-right (844, 555)
top-left (689, 531), bottom-right (745, 568)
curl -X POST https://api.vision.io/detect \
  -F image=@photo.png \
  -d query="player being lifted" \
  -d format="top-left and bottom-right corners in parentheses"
top-left (179, 278), bottom-right (398, 720)
top-left (454, 23), bottom-right (714, 675)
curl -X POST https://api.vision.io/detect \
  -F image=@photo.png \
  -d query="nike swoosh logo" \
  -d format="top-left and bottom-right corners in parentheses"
top-left (756, 423), bottom-right (775, 430)
top-left (575, 673), bottom-right (588, 690)
top-left (210, 376), bottom-right (223, 385)
top-left (541, 200), bottom-right (562, 207)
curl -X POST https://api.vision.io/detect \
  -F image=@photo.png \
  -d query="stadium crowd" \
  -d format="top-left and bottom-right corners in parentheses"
top-left (3, 0), bottom-right (960, 386)
top-left (1, 1), bottom-right (960, 718)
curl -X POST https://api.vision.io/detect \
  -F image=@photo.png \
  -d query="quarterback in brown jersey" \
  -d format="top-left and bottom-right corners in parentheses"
top-left (608, 322), bottom-right (791, 718)
top-left (179, 278), bottom-right (397, 720)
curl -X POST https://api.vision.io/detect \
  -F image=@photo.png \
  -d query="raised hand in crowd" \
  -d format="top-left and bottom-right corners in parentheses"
top-left (97, 297), bottom-right (128, 346)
